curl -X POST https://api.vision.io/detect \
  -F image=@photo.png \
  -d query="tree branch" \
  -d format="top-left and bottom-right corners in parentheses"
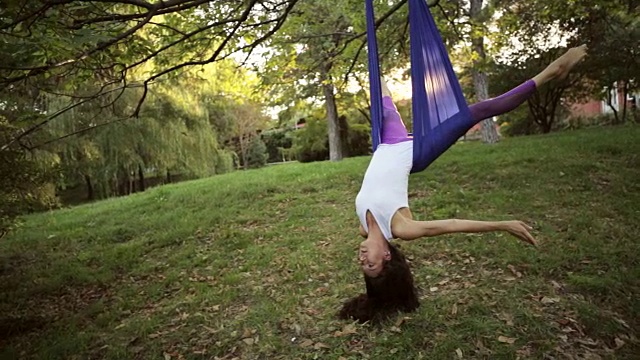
top-left (339, 0), bottom-right (409, 85)
top-left (1, 7), bottom-right (158, 84)
top-left (0, 83), bottom-right (146, 151)
top-left (229, 0), bottom-right (301, 67)
top-left (123, 12), bottom-right (245, 73)
top-left (70, 0), bottom-right (212, 28)
top-left (132, 0), bottom-right (263, 116)
top-left (31, 115), bottom-right (131, 150)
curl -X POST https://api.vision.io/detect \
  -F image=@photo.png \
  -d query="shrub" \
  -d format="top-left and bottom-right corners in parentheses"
top-left (348, 123), bottom-right (372, 157)
top-left (0, 149), bottom-right (58, 239)
top-left (246, 136), bottom-right (268, 169)
top-left (262, 129), bottom-right (293, 163)
top-left (291, 117), bottom-right (329, 163)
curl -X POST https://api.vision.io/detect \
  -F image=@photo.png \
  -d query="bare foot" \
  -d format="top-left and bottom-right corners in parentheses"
top-left (533, 45), bottom-right (588, 86)
top-left (549, 44), bottom-right (588, 80)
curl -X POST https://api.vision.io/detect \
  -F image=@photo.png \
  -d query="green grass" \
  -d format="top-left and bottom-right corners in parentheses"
top-left (1, 126), bottom-right (639, 359)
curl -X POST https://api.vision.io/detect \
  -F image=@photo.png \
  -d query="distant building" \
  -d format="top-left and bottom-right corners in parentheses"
top-left (569, 82), bottom-right (639, 118)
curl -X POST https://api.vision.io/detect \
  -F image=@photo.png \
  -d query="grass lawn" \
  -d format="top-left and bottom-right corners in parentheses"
top-left (1, 126), bottom-right (638, 359)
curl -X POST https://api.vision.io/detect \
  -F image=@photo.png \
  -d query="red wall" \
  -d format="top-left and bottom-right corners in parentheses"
top-left (570, 101), bottom-right (602, 118)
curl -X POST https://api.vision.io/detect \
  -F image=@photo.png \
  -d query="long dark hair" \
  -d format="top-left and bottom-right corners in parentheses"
top-left (339, 243), bottom-right (419, 324)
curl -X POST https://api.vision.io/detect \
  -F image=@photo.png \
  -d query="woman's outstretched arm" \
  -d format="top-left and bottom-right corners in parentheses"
top-left (394, 218), bottom-right (537, 246)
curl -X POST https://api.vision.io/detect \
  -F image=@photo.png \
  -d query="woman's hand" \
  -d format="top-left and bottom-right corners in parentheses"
top-left (503, 221), bottom-right (537, 247)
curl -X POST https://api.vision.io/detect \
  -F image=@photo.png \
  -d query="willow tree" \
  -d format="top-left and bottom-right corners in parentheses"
top-left (45, 71), bottom-right (235, 199)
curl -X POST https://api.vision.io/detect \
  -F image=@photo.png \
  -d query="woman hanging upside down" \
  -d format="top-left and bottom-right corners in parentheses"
top-left (339, 45), bottom-right (588, 324)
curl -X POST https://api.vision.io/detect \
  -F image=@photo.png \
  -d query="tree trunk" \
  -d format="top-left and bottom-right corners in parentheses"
top-left (138, 165), bottom-right (145, 192)
top-left (84, 174), bottom-right (94, 201)
top-left (338, 115), bottom-right (350, 158)
top-left (621, 81), bottom-right (629, 123)
top-left (118, 180), bottom-right (125, 196)
top-left (166, 170), bottom-right (172, 183)
top-left (470, 0), bottom-right (500, 144)
top-left (605, 85), bottom-right (620, 123)
top-left (321, 64), bottom-right (345, 161)
top-left (239, 134), bottom-right (249, 170)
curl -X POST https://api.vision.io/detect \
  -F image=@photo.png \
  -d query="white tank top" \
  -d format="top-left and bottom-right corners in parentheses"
top-left (355, 141), bottom-right (413, 241)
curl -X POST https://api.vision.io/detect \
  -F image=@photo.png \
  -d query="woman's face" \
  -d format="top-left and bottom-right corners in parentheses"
top-left (358, 238), bottom-right (390, 278)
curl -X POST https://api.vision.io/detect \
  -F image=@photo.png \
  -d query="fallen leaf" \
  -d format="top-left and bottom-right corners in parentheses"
top-left (314, 342), bottom-right (330, 350)
top-left (540, 297), bottom-right (560, 304)
top-left (430, 286), bottom-right (439, 292)
top-left (390, 326), bottom-right (401, 333)
top-left (334, 324), bottom-right (357, 337)
top-left (242, 338), bottom-right (254, 345)
top-left (614, 338), bottom-right (625, 349)
top-left (498, 336), bottom-right (517, 344)
top-left (615, 318), bottom-right (630, 329)
top-left (500, 313), bottom-right (514, 326)
top-left (390, 348), bottom-right (399, 354)
top-left (455, 348), bottom-right (463, 358)
top-left (475, 338), bottom-right (487, 352)
top-left (451, 303), bottom-right (458, 315)
top-left (202, 325), bottom-right (217, 334)
top-left (507, 264), bottom-right (522, 278)
top-left (163, 353), bottom-right (171, 360)
top-left (583, 352), bottom-right (603, 360)
top-left (577, 338), bottom-right (598, 347)
top-left (299, 339), bottom-right (313, 348)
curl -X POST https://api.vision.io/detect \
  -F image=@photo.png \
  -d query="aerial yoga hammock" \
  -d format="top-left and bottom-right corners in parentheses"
top-left (342, 0), bottom-right (587, 323)
top-left (365, 0), bottom-right (558, 172)
top-left (366, 0), bottom-right (475, 173)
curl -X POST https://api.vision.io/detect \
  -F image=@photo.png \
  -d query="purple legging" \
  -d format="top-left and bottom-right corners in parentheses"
top-left (381, 80), bottom-right (537, 144)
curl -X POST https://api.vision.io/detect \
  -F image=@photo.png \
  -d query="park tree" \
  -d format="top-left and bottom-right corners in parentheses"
top-left (259, 0), bottom-right (412, 161)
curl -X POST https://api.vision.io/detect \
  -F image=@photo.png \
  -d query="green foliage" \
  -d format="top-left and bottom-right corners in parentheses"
top-left (290, 117), bottom-right (329, 163)
top-left (0, 149), bottom-right (58, 238)
top-left (562, 110), bottom-right (639, 131)
top-left (290, 116), bottom-right (372, 162)
top-left (214, 150), bottom-right (235, 174)
top-left (346, 123), bottom-right (372, 157)
top-left (261, 129), bottom-right (294, 163)
top-left (497, 105), bottom-right (539, 137)
top-left (492, 0), bottom-right (639, 123)
top-left (246, 136), bottom-right (268, 169)
top-left (43, 78), bottom-right (232, 200)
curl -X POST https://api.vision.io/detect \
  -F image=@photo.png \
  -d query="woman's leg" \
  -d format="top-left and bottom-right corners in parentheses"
top-left (380, 77), bottom-right (412, 145)
top-left (410, 45), bottom-right (587, 173)
top-left (469, 45), bottom-right (588, 123)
